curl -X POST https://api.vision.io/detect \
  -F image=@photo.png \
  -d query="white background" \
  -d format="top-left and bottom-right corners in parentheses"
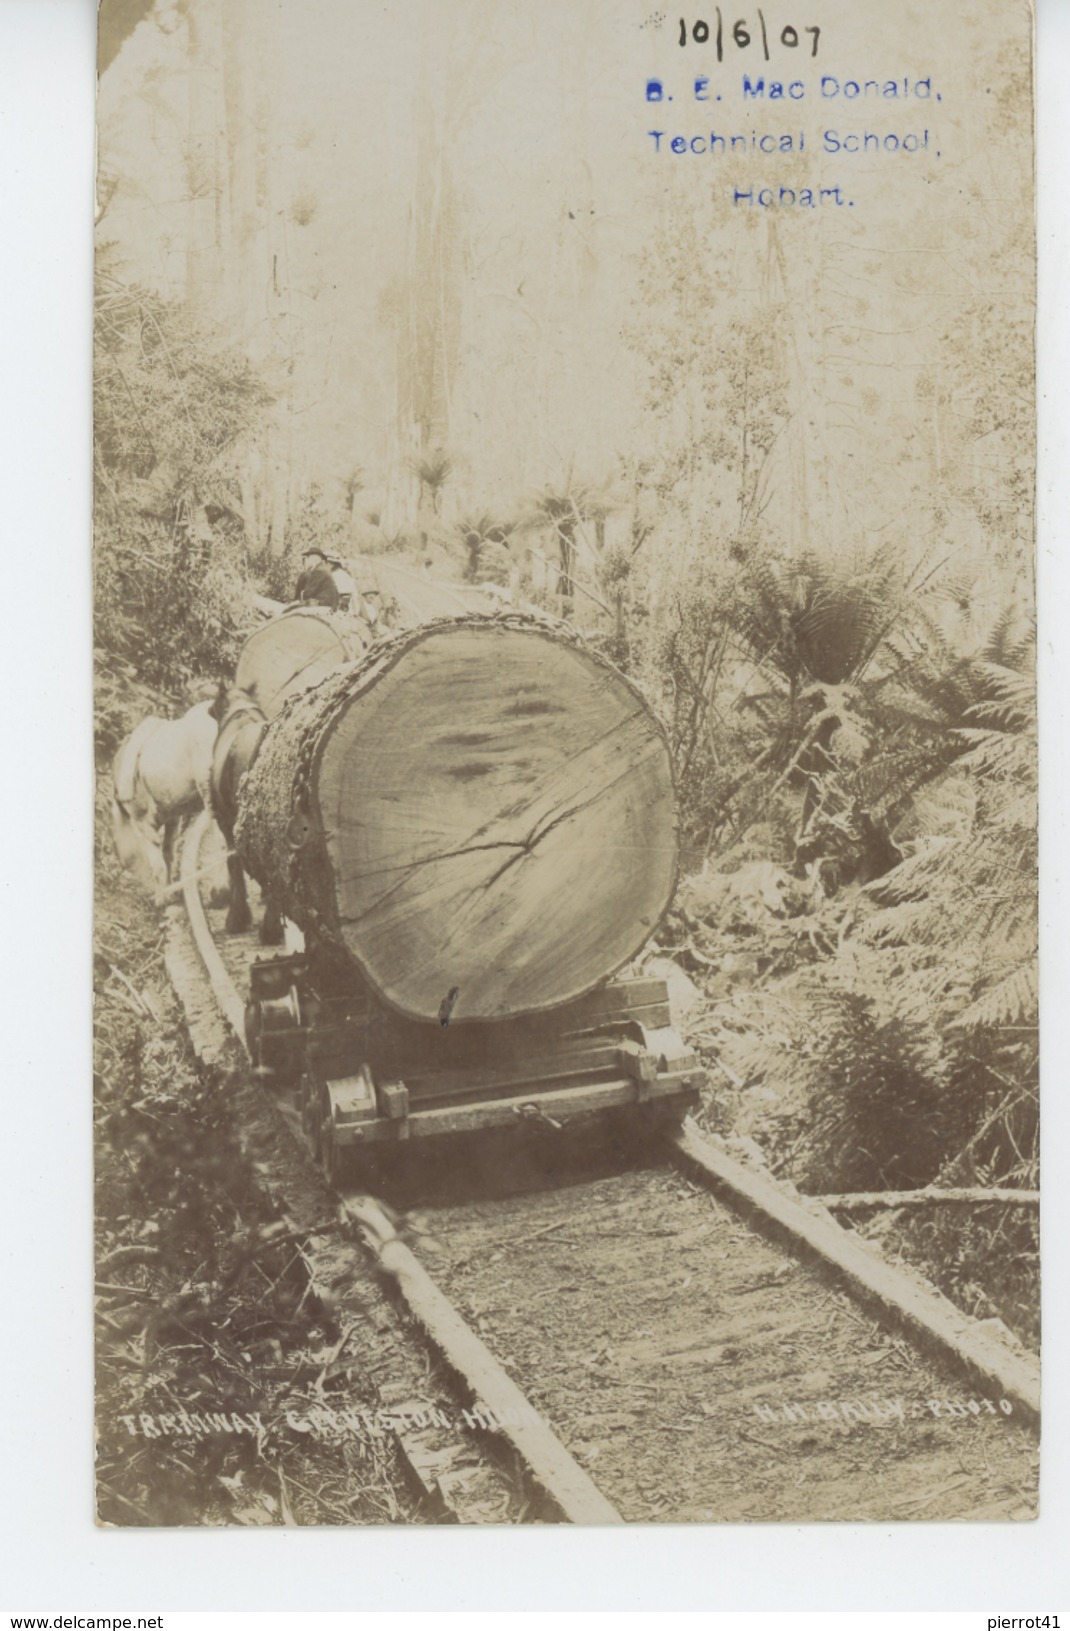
top-left (0, 0), bottom-right (1066, 1612)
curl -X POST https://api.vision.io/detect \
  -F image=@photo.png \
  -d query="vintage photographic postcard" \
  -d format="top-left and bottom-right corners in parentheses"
top-left (94, 0), bottom-right (1038, 1527)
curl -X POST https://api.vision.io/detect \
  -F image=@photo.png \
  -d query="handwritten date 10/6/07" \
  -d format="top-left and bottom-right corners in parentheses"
top-left (679, 13), bottom-right (821, 58)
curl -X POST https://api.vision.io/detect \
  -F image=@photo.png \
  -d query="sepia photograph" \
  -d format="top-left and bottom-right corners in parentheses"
top-left (92, 0), bottom-right (1039, 1530)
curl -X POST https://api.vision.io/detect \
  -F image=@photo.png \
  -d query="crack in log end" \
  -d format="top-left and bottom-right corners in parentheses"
top-left (338, 837), bottom-right (529, 897)
top-left (476, 842), bottom-right (534, 896)
top-left (345, 737), bottom-right (674, 990)
top-left (481, 709), bottom-right (655, 832)
top-left (465, 785), bottom-right (621, 901)
top-left (438, 986), bottom-right (460, 1028)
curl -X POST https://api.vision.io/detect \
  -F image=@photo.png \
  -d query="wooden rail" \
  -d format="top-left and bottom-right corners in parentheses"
top-left (818, 1187), bottom-right (1039, 1212)
top-left (665, 1122), bottom-right (1040, 1426)
top-left (179, 811), bottom-right (249, 1043)
top-left (177, 810), bottom-right (623, 1524)
top-left (347, 1197), bottom-right (623, 1525)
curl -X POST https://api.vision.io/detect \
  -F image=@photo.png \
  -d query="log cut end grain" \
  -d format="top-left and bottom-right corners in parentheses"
top-left (235, 608), bottom-right (368, 719)
top-left (237, 615), bottom-right (677, 1023)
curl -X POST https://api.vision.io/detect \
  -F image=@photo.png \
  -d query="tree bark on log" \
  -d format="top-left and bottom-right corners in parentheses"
top-left (235, 614), bottom-right (677, 1024)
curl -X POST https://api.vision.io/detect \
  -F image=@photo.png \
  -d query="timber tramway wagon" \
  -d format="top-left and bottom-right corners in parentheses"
top-left (232, 612), bottom-right (703, 1175)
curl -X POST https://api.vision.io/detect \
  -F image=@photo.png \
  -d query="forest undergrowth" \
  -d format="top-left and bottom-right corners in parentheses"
top-left (94, 767), bottom-right (420, 1526)
top-left (639, 551), bottom-right (1039, 1345)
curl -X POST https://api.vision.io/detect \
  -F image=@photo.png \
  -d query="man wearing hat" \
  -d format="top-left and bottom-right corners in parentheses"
top-left (294, 546), bottom-right (340, 611)
top-left (324, 554), bottom-right (360, 614)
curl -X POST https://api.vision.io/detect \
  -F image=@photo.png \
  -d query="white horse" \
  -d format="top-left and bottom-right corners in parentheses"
top-left (111, 701), bottom-right (217, 893)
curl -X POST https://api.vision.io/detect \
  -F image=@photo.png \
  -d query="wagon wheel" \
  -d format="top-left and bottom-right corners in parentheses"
top-left (244, 1002), bottom-right (263, 1073)
top-left (302, 1075), bottom-right (322, 1159)
top-left (318, 1084), bottom-right (345, 1187)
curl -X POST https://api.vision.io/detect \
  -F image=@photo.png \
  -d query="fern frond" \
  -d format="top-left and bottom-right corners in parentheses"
top-left (865, 837), bottom-right (956, 903)
top-left (955, 729), bottom-right (1032, 780)
top-left (859, 899), bottom-right (931, 945)
top-left (954, 958), bottom-right (1038, 1029)
top-left (969, 660), bottom-right (1036, 709)
top-left (985, 789), bottom-right (1038, 831)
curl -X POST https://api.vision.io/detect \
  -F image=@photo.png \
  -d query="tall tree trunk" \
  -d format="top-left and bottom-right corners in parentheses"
top-left (221, 0), bottom-right (262, 341)
top-left (556, 520), bottom-right (576, 607)
top-left (764, 218), bottom-right (811, 555)
top-left (184, 0), bottom-right (222, 309)
top-left (397, 36), bottom-right (463, 468)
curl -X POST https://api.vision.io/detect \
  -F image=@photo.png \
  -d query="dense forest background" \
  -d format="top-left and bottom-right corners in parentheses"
top-left (95, 0), bottom-right (1038, 1339)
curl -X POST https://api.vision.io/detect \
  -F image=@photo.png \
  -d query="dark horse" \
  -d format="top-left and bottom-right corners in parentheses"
top-left (208, 682), bottom-right (284, 943)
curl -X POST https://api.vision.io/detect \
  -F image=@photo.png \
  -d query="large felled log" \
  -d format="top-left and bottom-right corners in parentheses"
top-left (235, 607), bottom-right (368, 719)
top-left (235, 614), bottom-right (677, 1024)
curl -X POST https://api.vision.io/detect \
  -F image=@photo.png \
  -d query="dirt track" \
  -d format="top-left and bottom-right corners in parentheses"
top-left (425, 1165), bottom-right (1038, 1522)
